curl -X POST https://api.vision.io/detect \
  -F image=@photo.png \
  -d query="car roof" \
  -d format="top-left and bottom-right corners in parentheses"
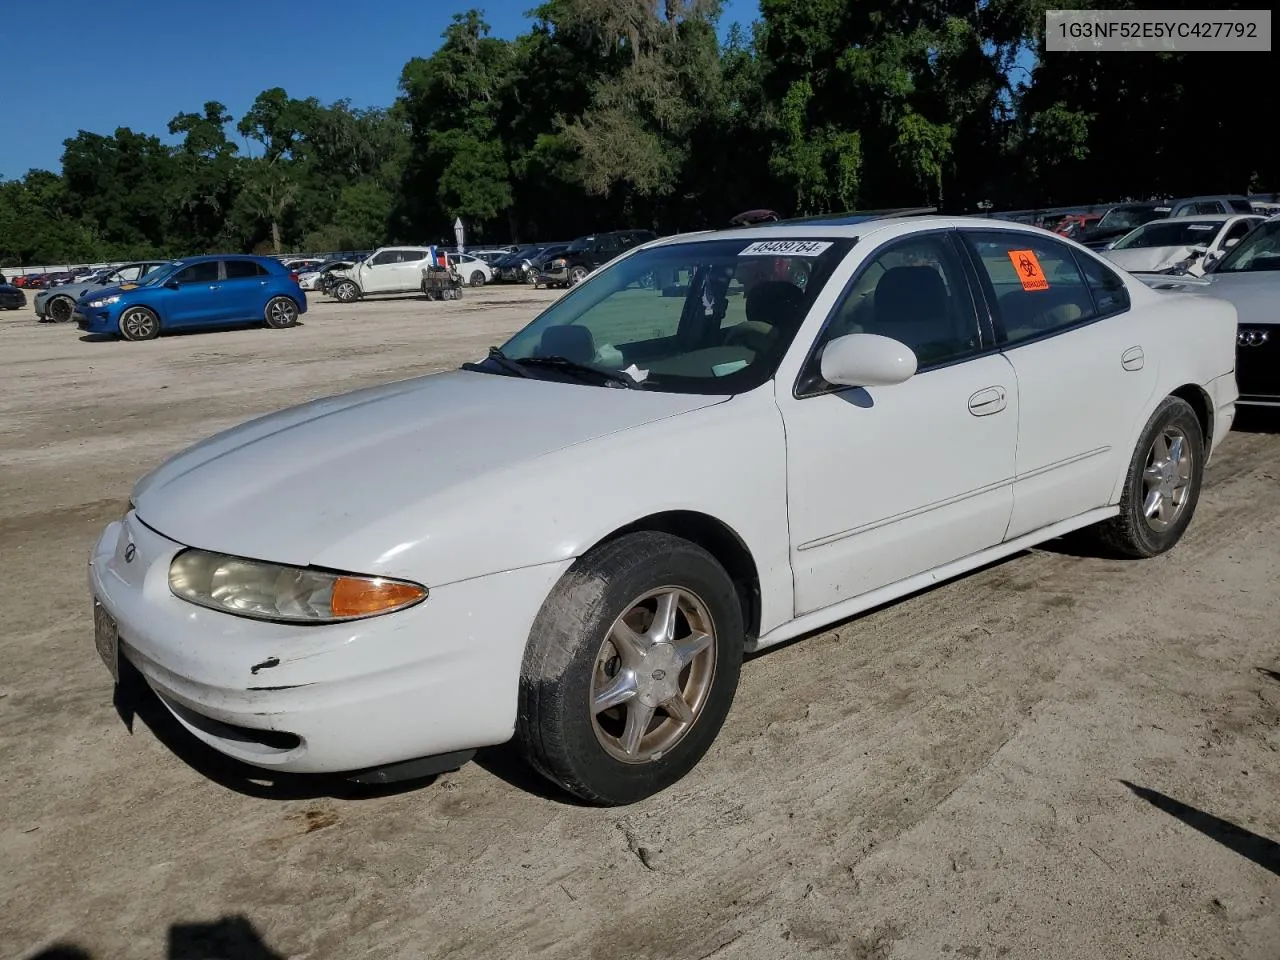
top-left (647, 214), bottom-right (1037, 247)
top-left (1156, 214), bottom-right (1235, 223)
top-left (175, 253), bottom-right (271, 264)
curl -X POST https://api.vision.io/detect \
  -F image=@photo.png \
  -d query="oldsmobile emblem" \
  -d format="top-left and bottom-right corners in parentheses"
top-left (124, 542), bottom-right (136, 563)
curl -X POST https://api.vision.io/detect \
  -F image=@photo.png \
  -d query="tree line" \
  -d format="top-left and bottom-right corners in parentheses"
top-left (1, 0), bottom-right (1273, 266)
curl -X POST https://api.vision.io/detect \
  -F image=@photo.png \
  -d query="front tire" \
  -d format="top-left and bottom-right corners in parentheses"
top-left (118, 306), bottom-right (160, 341)
top-left (568, 265), bottom-right (588, 286)
top-left (264, 296), bottom-right (299, 328)
top-left (516, 531), bottom-right (744, 806)
top-left (334, 281), bottom-right (360, 303)
top-left (48, 295), bottom-right (75, 323)
top-left (1093, 396), bottom-right (1204, 558)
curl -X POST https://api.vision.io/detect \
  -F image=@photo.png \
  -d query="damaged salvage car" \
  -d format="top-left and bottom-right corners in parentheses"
top-left (90, 214), bottom-right (1239, 805)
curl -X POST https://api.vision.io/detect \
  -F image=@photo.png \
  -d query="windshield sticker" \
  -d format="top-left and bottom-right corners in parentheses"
top-left (1007, 249), bottom-right (1050, 291)
top-left (622, 363), bottom-right (649, 383)
top-left (712, 359), bottom-right (749, 376)
top-left (1186, 224), bottom-right (1216, 230)
top-left (739, 240), bottom-right (832, 257)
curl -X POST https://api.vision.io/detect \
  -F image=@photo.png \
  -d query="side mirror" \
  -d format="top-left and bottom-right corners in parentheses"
top-left (164, 279), bottom-right (180, 290)
top-left (1224, 237), bottom-right (1240, 248)
top-left (820, 333), bottom-right (918, 388)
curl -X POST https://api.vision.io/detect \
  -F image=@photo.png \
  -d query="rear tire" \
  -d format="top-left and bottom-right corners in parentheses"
top-left (1091, 396), bottom-right (1204, 558)
top-left (264, 296), bottom-right (298, 329)
top-left (517, 531), bottom-right (744, 806)
top-left (118, 306), bottom-right (160, 341)
top-left (470, 271), bottom-right (486, 287)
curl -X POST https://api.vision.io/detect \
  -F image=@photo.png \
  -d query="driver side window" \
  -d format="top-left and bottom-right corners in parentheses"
top-left (800, 233), bottom-right (983, 395)
top-left (369, 251), bottom-right (396, 266)
top-left (172, 262), bottom-right (220, 285)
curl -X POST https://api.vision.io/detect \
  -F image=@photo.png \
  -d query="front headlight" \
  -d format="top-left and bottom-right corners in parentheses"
top-left (169, 548), bottom-right (428, 624)
top-left (88, 294), bottom-right (121, 308)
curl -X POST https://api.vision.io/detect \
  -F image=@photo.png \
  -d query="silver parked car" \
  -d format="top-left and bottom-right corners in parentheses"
top-left (35, 261), bottom-right (170, 323)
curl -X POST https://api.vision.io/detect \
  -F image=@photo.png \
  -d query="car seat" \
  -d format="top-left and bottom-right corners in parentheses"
top-left (537, 324), bottom-right (597, 362)
top-left (727, 281), bottom-right (807, 354)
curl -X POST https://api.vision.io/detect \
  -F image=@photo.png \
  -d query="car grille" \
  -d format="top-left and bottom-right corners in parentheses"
top-left (1236, 326), bottom-right (1279, 398)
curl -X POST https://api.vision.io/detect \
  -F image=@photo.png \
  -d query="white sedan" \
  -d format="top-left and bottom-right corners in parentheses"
top-left (1102, 214), bottom-right (1263, 275)
top-left (447, 252), bottom-right (493, 286)
top-left (88, 216), bottom-right (1239, 805)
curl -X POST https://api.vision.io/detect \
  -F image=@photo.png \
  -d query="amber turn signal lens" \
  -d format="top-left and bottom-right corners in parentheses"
top-left (330, 578), bottom-right (427, 618)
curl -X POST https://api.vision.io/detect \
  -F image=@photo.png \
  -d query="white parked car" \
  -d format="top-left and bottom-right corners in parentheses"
top-left (327, 247), bottom-right (439, 302)
top-left (1102, 214), bottom-right (1264, 275)
top-left (447, 252), bottom-right (493, 286)
top-left (89, 216), bottom-right (1239, 805)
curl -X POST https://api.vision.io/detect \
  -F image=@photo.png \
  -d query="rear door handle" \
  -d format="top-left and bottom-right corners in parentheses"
top-left (968, 386), bottom-right (1007, 416)
top-left (1121, 346), bottom-right (1144, 371)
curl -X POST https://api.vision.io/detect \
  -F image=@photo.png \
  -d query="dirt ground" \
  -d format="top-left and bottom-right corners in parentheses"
top-left (1, 285), bottom-right (1278, 960)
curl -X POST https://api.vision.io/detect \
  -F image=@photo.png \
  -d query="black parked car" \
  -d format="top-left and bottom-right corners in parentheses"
top-left (1079, 202), bottom-right (1172, 250)
top-left (0, 280), bottom-right (27, 310)
top-left (536, 230), bottom-right (657, 287)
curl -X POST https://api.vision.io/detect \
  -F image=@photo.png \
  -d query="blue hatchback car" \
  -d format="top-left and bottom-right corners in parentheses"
top-left (74, 254), bottom-right (307, 341)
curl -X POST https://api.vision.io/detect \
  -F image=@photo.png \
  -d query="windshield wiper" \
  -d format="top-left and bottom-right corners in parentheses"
top-left (461, 346), bottom-right (536, 379)
top-left (514, 355), bottom-right (642, 389)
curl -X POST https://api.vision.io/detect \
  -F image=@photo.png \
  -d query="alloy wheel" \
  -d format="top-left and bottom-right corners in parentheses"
top-left (1141, 425), bottom-right (1193, 532)
top-left (590, 587), bottom-right (717, 764)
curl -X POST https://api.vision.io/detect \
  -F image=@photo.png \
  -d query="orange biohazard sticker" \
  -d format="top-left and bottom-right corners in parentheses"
top-left (1007, 249), bottom-right (1049, 291)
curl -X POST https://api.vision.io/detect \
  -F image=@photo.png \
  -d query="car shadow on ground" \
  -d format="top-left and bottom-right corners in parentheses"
top-left (1121, 780), bottom-right (1280, 877)
top-left (1233, 409), bottom-right (1280, 435)
top-left (78, 322), bottom-right (306, 343)
top-left (116, 664), bottom-right (435, 802)
top-left (25, 914), bottom-right (283, 960)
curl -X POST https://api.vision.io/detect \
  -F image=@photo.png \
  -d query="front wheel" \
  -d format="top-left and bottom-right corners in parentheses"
top-left (516, 531), bottom-right (744, 806)
top-left (568, 265), bottom-right (588, 286)
top-left (334, 281), bottom-right (360, 303)
top-left (118, 306), bottom-right (160, 341)
top-left (1092, 396), bottom-right (1204, 557)
top-left (48, 295), bottom-right (76, 323)
top-left (264, 296), bottom-right (299, 328)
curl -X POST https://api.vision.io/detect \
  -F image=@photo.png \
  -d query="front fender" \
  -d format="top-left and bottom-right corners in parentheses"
top-left (311, 387), bottom-right (797, 637)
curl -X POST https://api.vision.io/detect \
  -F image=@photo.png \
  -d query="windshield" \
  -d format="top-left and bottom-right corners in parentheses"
top-left (1212, 218), bottom-right (1280, 273)
top-left (490, 236), bottom-right (853, 395)
top-left (565, 237), bottom-right (593, 254)
top-left (138, 261), bottom-right (185, 286)
top-left (1097, 206), bottom-right (1168, 231)
top-left (1112, 219), bottom-right (1221, 250)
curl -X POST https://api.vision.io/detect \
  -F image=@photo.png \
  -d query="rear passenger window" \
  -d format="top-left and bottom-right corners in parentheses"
top-left (963, 231), bottom-right (1097, 344)
top-left (1073, 253), bottom-right (1130, 315)
top-left (224, 260), bottom-right (266, 279)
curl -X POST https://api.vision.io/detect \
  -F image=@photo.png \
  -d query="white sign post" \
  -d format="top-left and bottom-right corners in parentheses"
top-left (453, 217), bottom-right (465, 253)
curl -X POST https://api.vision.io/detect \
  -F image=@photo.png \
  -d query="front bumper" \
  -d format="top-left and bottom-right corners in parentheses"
top-left (537, 268), bottom-right (568, 285)
top-left (88, 513), bottom-right (570, 774)
top-left (75, 305), bottom-right (118, 334)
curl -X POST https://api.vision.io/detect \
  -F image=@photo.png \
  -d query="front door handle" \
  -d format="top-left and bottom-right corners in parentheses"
top-left (968, 386), bottom-right (1007, 416)
top-left (1121, 346), bottom-right (1144, 371)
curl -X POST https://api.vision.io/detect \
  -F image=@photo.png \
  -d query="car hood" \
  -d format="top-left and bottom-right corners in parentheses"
top-left (1103, 245), bottom-right (1197, 272)
top-left (1188, 271), bottom-right (1280, 326)
top-left (77, 282), bottom-right (142, 304)
top-left (132, 369), bottom-right (728, 567)
top-left (37, 280), bottom-right (100, 303)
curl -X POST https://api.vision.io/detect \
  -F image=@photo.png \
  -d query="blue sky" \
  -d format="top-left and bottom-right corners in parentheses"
top-left (2, 0), bottom-right (762, 179)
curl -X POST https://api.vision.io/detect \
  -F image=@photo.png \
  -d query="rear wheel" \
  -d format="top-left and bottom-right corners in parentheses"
top-left (264, 296), bottom-right (298, 329)
top-left (1092, 396), bottom-right (1204, 557)
top-left (470, 271), bottom-right (486, 287)
top-left (48, 295), bottom-right (75, 323)
top-left (517, 531), bottom-right (744, 805)
top-left (118, 306), bottom-right (160, 341)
